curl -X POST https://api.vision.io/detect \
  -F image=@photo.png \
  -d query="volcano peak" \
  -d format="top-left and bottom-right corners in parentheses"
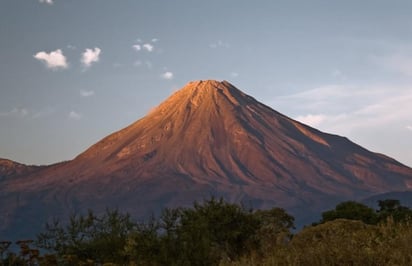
top-left (175, 80), bottom-right (233, 99)
top-left (2, 80), bottom-right (412, 240)
top-left (184, 79), bottom-right (228, 90)
top-left (157, 80), bottom-right (254, 113)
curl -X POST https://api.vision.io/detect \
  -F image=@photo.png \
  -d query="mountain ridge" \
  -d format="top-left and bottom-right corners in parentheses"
top-left (1, 80), bottom-right (412, 239)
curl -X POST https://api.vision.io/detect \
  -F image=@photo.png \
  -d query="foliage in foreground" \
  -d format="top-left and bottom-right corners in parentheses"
top-left (227, 218), bottom-right (412, 266)
top-left (2, 198), bottom-right (294, 265)
top-left (226, 199), bottom-right (412, 266)
top-left (2, 198), bottom-right (412, 265)
top-left (319, 199), bottom-right (412, 225)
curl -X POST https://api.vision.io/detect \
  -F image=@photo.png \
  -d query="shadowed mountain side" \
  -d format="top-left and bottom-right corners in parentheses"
top-left (1, 80), bottom-right (412, 239)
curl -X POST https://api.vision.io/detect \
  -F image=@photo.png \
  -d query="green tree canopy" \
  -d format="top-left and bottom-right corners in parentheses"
top-left (36, 209), bottom-right (135, 265)
top-left (320, 201), bottom-right (378, 224)
top-left (377, 199), bottom-right (412, 223)
top-left (168, 198), bottom-right (295, 265)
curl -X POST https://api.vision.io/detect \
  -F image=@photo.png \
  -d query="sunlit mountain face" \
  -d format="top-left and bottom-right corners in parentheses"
top-left (1, 80), bottom-right (412, 240)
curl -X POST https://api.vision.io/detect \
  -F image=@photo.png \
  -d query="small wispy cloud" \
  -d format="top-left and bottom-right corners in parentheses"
top-left (80, 90), bottom-right (95, 97)
top-left (161, 71), bottom-right (174, 80)
top-left (0, 107), bottom-right (56, 119)
top-left (132, 44), bottom-right (153, 52)
top-left (295, 114), bottom-right (327, 127)
top-left (132, 44), bottom-right (141, 51)
top-left (209, 40), bottom-right (230, 49)
top-left (39, 0), bottom-right (53, 4)
top-left (273, 84), bottom-right (386, 114)
top-left (0, 108), bottom-right (28, 118)
top-left (34, 49), bottom-right (68, 70)
top-left (407, 125), bottom-right (412, 131)
top-left (133, 38), bottom-right (157, 53)
top-left (81, 47), bottom-right (101, 68)
top-left (68, 111), bottom-right (82, 120)
top-left (273, 84), bottom-right (412, 134)
top-left (142, 43), bottom-right (154, 52)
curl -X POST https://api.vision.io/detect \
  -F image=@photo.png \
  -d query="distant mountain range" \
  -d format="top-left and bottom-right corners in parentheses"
top-left (1, 80), bottom-right (412, 240)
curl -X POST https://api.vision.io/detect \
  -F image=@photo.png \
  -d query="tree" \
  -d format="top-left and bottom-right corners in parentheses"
top-left (124, 215), bottom-right (161, 265)
top-left (175, 198), bottom-right (259, 265)
top-left (377, 199), bottom-right (412, 223)
top-left (34, 198), bottom-right (297, 265)
top-left (320, 201), bottom-right (378, 224)
top-left (253, 207), bottom-right (295, 253)
top-left (157, 207), bottom-right (183, 264)
top-left (36, 209), bottom-right (136, 264)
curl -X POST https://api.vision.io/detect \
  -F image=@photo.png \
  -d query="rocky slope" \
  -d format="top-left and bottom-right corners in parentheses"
top-left (0, 159), bottom-right (42, 180)
top-left (1, 80), bottom-right (412, 239)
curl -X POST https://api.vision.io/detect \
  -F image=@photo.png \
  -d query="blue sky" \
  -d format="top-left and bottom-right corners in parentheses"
top-left (1, 0), bottom-right (412, 167)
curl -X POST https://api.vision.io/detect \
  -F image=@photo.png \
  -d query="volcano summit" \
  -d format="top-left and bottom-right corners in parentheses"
top-left (1, 80), bottom-right (412, 239)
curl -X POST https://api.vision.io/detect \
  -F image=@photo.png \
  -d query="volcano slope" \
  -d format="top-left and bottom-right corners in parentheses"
top-left (1, 80), bottom-right (412, 239)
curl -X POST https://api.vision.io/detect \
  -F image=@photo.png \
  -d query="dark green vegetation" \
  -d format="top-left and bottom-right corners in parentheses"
top-left (319, 199), bottom-right (412, 224)
top-left (1, 198), bottom-right (412, 265)
top-left (231, 199), bottom-right (412, 266)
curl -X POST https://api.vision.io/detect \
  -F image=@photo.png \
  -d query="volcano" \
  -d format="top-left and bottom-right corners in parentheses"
top-left (1, 80), bottom-right (412, 239)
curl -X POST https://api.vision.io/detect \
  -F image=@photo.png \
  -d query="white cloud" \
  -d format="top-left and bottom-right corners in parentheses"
top-left (34, 49), bottom-right (68, 70)
top-left (133, 43), bottom-right (154, 52)
top-left (0, 108), bottom-right (28, 118)
top-left (142, 43), bottom-right (154, 52)
top-left (80, 90), bottom-right (95, 97)
top-left (68, 111), bottom-right (82, 120)
top-left (271, 84), bottom-right (412, 166)
top-left (39, 0), bottom-right (53, 4)
top-left (295, 114), bottom-right (327, 127)
top-left (81, 47), bottom-right (101, 68)
top-left (272, 84), bottom-right (412, 134)
top-left (133, 38), bottom-right (157, 52)
top-left (273, 85), bottom-right (387, 115)
top-left (161, 71), bottom-right (173, 80)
